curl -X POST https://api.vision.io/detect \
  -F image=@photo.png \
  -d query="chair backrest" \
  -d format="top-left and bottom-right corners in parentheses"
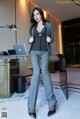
top-left (24, 56), bottom-right (32, 69)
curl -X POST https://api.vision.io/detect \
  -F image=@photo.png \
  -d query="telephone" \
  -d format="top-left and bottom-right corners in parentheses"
top-left (0, 51), bottom-right (8, 56)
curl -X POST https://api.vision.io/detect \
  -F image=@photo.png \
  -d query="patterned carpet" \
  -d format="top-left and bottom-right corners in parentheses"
top-left (0, 69), bottom-right (80, 119)
top-left (0, 86), bottom-right (80, 119)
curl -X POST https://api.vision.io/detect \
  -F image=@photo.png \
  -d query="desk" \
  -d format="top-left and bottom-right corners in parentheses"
top-left (0, 55), bottom-right (26, 98)
top-left (0, 59), bottom-right (10, 97)
top-left (0, 55), bottom-right (27, 59)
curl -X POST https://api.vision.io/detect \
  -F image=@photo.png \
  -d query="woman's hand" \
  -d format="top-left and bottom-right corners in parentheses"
top-left (46, 36), bottom-right (51, 43)
top-left (29, 37), bottom-right (34, 43)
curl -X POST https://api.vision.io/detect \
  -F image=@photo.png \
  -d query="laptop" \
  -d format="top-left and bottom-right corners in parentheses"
top-left (8, 49), bottom-right (16, 55)
top-left (13, 43), bottom-right (28, 56)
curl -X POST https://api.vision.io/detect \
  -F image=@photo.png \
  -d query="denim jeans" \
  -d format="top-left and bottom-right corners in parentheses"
top-left (28, 51), bottom-right (56, 112)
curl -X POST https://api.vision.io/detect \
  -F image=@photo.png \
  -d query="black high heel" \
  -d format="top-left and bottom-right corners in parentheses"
top-left (47, 104), bottom-right (57, 116)
top-left (28, 112), bottom-right (36, 118)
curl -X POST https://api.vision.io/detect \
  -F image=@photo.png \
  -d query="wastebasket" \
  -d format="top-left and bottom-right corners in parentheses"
top-left (16, 76), bottom-right (25, 93)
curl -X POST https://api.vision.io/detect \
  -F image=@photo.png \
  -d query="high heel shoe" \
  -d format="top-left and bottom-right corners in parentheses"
top-left (28, 112), bottom-right (36, 118)
top-left (47, 104), bottom-right (57, 116)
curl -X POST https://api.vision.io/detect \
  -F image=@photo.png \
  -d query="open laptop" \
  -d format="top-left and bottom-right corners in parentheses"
top-left (13, 43), bottom-right (28, 56)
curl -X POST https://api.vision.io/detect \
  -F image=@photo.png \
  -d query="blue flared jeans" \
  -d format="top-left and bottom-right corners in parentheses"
top-left (28, 51), bottom-right (56, 112)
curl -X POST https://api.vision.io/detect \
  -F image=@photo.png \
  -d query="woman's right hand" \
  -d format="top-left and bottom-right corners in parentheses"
top-left (29, 37), bottom-right (34, 43)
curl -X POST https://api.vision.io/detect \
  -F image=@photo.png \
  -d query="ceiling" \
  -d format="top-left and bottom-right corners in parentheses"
top-left (31, 0), bottom-right (80, 22)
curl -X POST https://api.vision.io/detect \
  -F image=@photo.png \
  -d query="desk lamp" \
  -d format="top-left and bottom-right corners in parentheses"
top-left (0, 24), bottom-right (17, 31)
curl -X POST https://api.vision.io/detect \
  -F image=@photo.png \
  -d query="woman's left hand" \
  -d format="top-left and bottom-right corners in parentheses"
top-left (46, 36), bottom-right (51, 43)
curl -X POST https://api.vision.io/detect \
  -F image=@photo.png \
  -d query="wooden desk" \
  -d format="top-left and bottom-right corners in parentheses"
top-left (0, 59), bottom-right (19, 97)
top-left (0, 59), bottom-right (10, 97)
top-left (0, 55), bottom-right (28, 98)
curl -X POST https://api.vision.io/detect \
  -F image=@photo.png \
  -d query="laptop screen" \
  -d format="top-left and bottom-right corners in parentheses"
top-left (13, 43), bottom-right (28, 56)
top-left (8, 49), bottom-right (16, 55)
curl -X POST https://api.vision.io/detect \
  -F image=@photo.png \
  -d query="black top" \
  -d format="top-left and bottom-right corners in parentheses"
top-left (31, 26), bottom-right (48, 51)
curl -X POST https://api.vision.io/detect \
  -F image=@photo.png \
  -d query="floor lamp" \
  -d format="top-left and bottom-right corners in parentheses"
top-left (0, 24), bottom-right (17, 55)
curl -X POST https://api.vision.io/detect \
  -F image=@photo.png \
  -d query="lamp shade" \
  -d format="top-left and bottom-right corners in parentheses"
top-left (8, 24), bottom-right (17, 31)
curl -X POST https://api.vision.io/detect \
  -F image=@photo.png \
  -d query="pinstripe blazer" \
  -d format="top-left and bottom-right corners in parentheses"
top-left (26, 22), bottom-right (55, 54)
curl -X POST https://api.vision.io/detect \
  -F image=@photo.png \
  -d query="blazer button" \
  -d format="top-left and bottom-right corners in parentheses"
top-left (39, 33), bottom-right (41, 36)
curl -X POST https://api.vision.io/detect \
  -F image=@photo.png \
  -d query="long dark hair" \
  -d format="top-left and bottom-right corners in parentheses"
top-left (30, 7), bottom-right (48, 32)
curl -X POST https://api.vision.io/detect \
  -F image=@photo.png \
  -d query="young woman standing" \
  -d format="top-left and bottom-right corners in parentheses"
top-left (27, 7), bottom-right (57, 118)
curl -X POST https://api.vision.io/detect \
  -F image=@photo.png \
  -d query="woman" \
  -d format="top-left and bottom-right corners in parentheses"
top-left (27, 7), bottom-right (57, 118)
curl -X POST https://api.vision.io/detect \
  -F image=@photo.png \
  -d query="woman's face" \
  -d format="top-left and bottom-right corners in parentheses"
top-left (33, 10), bottom-right (42, 23)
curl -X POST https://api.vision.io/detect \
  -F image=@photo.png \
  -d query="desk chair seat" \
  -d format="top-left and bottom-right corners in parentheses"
top-left (24, 57), bottom-right (43, 85)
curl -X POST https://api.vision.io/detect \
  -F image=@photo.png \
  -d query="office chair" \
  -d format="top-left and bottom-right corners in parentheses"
top-left (23, 56), bottom-right (32, 85)
top-left (24, 56), bottom-right (43, 85)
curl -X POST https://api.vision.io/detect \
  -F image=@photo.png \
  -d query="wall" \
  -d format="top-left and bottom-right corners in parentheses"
top-left (46, 14), bottom-right (62, 61)
top-left (0, 0), bottom-right (31, 75)
top-left (16, 0), bottom-right (31, 75)
top-left (0, 0), bottom-right (15, 51)
top-left (0, 0), bottom-right (62, 75)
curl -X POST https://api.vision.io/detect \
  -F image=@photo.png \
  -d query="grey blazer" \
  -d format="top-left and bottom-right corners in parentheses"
top-left (26, 22), bottom-right (55, 54)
